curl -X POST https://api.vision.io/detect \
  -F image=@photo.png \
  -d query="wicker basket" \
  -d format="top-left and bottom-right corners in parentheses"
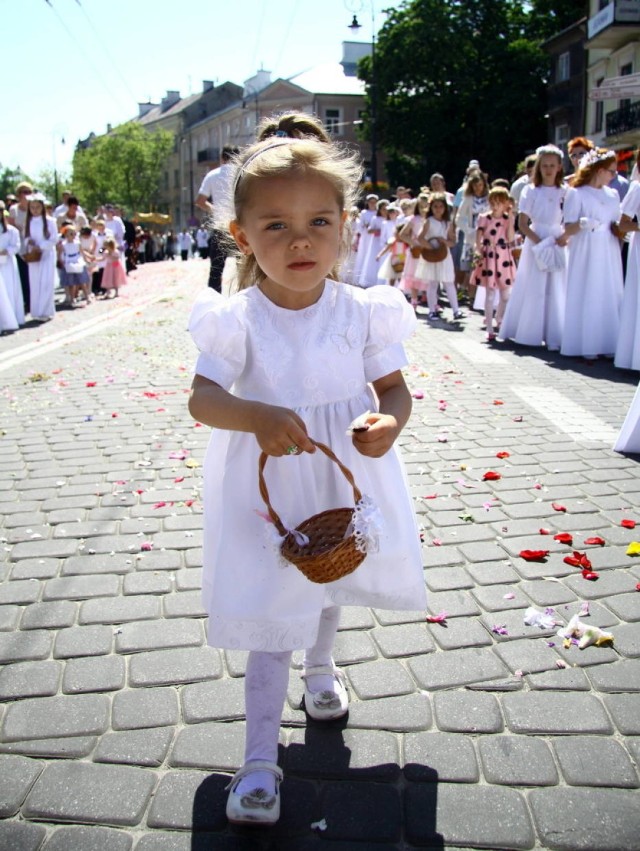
top-left (23, 247), bottom-right (42, 263)
top-left (258, 440), bottom-right (366, 584)
top-left (420, 239), bottom-right (448, 263)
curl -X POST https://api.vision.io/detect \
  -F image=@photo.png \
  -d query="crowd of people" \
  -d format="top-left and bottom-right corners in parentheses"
top-left (343, 137), bottom-right (639, 371)
top-left (0, 187), bottom-right (213, 334)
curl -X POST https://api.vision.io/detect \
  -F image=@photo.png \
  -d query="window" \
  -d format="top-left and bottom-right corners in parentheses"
top-left (620, 62), bottom-right (633, 110)
top-left (325, 108), bottom-right (341, 135)
top-left (557, 52), bottom-right (570, 83)
top-left (595, 77), bottom-right (604, 132)
top-left (555, 123), bottom-right (570, 146)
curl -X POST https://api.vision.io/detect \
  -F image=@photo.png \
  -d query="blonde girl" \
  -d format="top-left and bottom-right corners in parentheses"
top-left (100, 235), bottom-right (126, 298)
top-left (398, 192), bottom-right (430, 309)
top-left (187, 112), bottom-right (426, 827)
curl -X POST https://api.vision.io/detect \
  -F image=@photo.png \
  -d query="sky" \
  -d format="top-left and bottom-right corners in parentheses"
top-left (4, 0), bottom-right (403, 180)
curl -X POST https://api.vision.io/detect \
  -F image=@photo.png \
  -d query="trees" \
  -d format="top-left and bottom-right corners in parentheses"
top-left (359, 0), bottom-right (586, 188)
top-left (0, 165), bottom-right (32, 199)
top-left (72, 122), bottom-right (174, 215)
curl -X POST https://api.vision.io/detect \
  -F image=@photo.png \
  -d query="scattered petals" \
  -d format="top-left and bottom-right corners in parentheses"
top-left (520, 549), bottom-right (550, 562)
top-left (621, 519), bottom-right (636, 529)
top-left (169, 450), bottom-right (189, 460)
top-left (483, 471), bottom-right (501, 481)
top-left (437, 434), bottom-right (448, 442)
top-left (503, 592), bottom-right (516, 599)
top-left (140, 542), bottom-right (154, 551)
top-left (493, 399), bottom-right (504, 405)
top-left (539, 528), bottom-right (551, 535)
top-left (174, 476), bottom-right (185, 483)
top-left (311, 818), bottom-right (327, 832)
top-left (584, 537), bottom-right (605, 546)
top-left (185, 458), bottom-right (200, 468)
top-left (412, 390), bottom-right (424, 399)
top-left (513, 415), bottom-right (523, 422)
top-left (85, 381), bottom-right (97, 387)
top-left (524, 606), bottom-right (557, 629)
top-left (496, 451), bottom-right (510, 458)
top-left (423, 494), bottom-right (438, 500)
top-left (636, 583), bottom-right (640, 591)
top-left (563, 551), bottom-right (592, 569)
top-left (556, 659), bottom-right (570, 669)
top-left (533, 483), bottom-right (543, 490)
top-left (437, 399), bottom-right (447, 410)
top-left (626, 542), bottom-right (640, 556)
top-left (558, 614), bottom-right (613, 648)
top-left (153, 502), bottom-right (167, 509)
top-left (552, 502), bottom-right (567, 512)
top-left (554, 533), bottom-right (573, 545)
top-left (458, 512), bottom-right (475, 522)
top-left (432, 538), bottom-right (443, 546)
top-left (492, 624), bottom-right (509, 635)
top-left (578, 601), bottom-right (590, 617)
top-left (426, 611), bottom-right (448, 624)
top-left (581, 569), bottom-right (599, 581)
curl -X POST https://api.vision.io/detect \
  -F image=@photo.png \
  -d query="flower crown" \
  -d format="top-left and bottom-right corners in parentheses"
top-left (535, 144), bottom-right (563, 159)
top-left (578, 149), bottom-right (615, 169)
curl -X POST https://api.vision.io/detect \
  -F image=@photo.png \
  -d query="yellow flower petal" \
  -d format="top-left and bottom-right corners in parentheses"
top-left (626, 541), bottom-right (640, 556)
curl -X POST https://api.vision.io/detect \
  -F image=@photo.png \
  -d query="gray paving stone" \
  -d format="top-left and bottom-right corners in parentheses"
top-left (0, 660), bottom-right (61, 700)
top-left (286, 727), bottom-right (400, 780)
top-left (80, 595), bottom-right (161, 625)
top-left (0, 737), bottom-right (96, 759)
top-left (0, 821), bottom-right (47, 851)
top-left (430, 616), bottom-right (493, 650)
top-left (426, 589), bottom-right (481, 618)
top-left (530, 787), bottom-right (640, 851)
top-left (21, 600), bottom-right (77, 630)
top-left (43, 825), bottom-right (133, 850)
top-left (169, 720), bottom-right (246, 770)
top-left (609, 622), bottom-right (640, 658)
top-left (494, 637), bottom-right (562, 674)
top-left (319, 781), bottom-right (401, 843)
top-left (94, 727), bottom-right (174, 767)
top-left (465, 559), bottom-right (520, 586)
top-left (372, 608), bottom-right (427, 626)
top-left (122, 572), bottom-right (172, 595)
top-left (588, 659), bottom-right (640, 693)
top-left (472, 585), bottom-right (532, 612)
top-left (43, 574), bottom-right (119, 601)
top-left (565, 569), bottom-right (640, 601)
top-left (603, 694), bottom-right (640, 735)
top-left (503, 692), bottom-right (614, 735)
top-left (554, 641), bottom-right (619, 669)
top-left (408, 647), bottom-right (509, 690)
top-left (526, 667), bottom-right (592, 691)
top-left (162, 591), bottom-right (208, 619)
top-left (128, 647), bottom-right (223, 687)
top-left (146, 768), bottom-right (227, 831)
top-left (345, 659), bottom-right (415, 700)
top-left (10, 558), bottom-right (60, 580)
top-left (54, 624), bottom-right (113, 658)
top-left (405, 782), bottom-right (534, 849)
top-left (338, 606), bottom-right (376, 630)
top-left (457, 541), bottom-right (510, 562)
top-left (478, 736), bottom-right (559, 786)
top-left (347, 693), bottom-right (432, 732)
top-left (371, 623), bottom-right (435, 658)
top-left (518, 578), bottom-right (579, 607)
top-left (0, 630), bottom-right (52, 664)
top-left (133, 549), bottom-right (182, 571)
top-left (422, 565), bottom-right (473, 591)
top-left (605, 591), bottom-right (640, 622)
top-left (332, 629), bottom-right (379, 664)
top-left (433, 690), bottom-right (503, 734)
top-left (62, 655), bottom-right (126, 694)
top-left (0, 605), bottom-right (20, 632)
top-left (1, 694), bottom-right (110, 742)
top-left (0, 579), bottom-right (41, 605)
top-left (553, 736), bottom-right (639, 788)
top-left (403, 731), bottom-right (479, 782)
top-left (22, 761), bottom-right (157, 826)
top-left (0, 754), bottom-right (44, 817)
top-left (181, 677), bottom-right (246, 723)
top-left (115, 617), bottom-right (203, 653)
top-left (112, 687), bottom-right (179, 730)
top-left (11, 539), bottom-right (78, 560)
top-left (61, 553), bottom-right (134, 576)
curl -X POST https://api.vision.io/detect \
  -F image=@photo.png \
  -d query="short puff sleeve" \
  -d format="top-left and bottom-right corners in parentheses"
top-left (518, 184), bottom-right (534, 218)
top-left (362, 285), bottom-right (416, 383)
top-left (188, 289), bottom-right (247, 390)
top-left (563, 187), bottom-right (582, 224)
top-left (621, 181), bottom-right (640, 218)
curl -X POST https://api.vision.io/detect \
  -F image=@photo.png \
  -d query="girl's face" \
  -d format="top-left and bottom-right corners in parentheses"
top-left (595, 163), bottom-right (617, 188)
top-left (472, 180), bottom-right (486, 197)
top-left (28, 200), bottom-right (44, 217)
top-left (430, 200), bottom-right (446, 219)
top-left (64, 229), bottom-right (76, 241)
top-left (490, 199), bottom-right (508, 216)
top-left (367, 198), bottom-right (377, 210)
top-left (230, 172), bottom-right (345, 310)
top-left (539, 154), bottom-right (561, 185)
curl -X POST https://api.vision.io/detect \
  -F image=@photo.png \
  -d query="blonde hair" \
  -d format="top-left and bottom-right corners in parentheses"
top-left (224, 112), bottom-right (363, 289)
top-left (488, 186), bottom-right (511, 206)
top-left (572, 148), bottom-right (616, 188)
top-left (103, 236), bottom-right (117, 251)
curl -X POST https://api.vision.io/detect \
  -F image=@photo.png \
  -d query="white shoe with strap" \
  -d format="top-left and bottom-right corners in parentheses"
top-left (225, 760), bottom-right (283, 826)
top-left (301, 664), bottom-right (349, 721)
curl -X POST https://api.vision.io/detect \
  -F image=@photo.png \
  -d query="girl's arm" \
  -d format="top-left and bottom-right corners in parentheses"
top-left (188, 374), bottom-right (316, 456)
top-left (517, 212), bottom-right (540, 244)
top-left (619, 213), bottom-right (640, 234)
top-left (443, 222), bottom-right (456, 248)
top-left (506, 212), bottom-right (516, 244)
top-left (352, 370), bottom-right (411, 458)
top-left (557, 221), bottom-right (580, 246)
top-left (376, 241), bottom-right (392, 261)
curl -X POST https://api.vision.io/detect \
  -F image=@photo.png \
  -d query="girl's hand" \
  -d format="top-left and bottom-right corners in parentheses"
top-left (352, 413), bottom-right (399, 458)
top-left (254, 404), bottom-right (316, 457)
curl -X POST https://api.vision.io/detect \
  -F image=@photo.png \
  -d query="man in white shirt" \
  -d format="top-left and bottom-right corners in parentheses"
top-left (195, 146), bottom-right (238, 291)
top-left (195, 226), bottom-right (209, 259)
top-left (177, 230), bottom-right (193, 261)
top-left (103, 205), bottom-right (126, 251)
top-left (509, 155), bottom-right (537, 213)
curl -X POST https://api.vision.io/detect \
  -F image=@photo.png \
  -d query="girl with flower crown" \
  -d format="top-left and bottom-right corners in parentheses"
top-left (559, 148), bottom-right (623, 360)
top-left (187, 112), bottom-right (426, 827)
top-left (499, 145), bottom-right (567, 350)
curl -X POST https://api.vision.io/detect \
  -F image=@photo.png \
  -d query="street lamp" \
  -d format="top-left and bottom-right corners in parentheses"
top-left (348, 4), bottom-right (378, 191)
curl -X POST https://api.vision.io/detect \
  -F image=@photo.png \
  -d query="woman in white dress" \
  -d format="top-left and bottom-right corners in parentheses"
top-left (614, 152), bottom-right (640, 371)
top-left (22, 194), bottom-right (58, 322)
top-left (559, 149), bottom-right (623, 360)
top-left (0, 201), bottom-right (24, 330)
top-left (359, 198), bottom-right (389, 287)
top-left (352, 194), bottom-right (377, 286)
top-left (500, 145), bottom-right (567, 350)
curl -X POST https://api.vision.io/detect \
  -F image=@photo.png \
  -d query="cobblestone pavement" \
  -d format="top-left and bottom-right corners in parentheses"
top-left (1, 260), bottom-right (639, 850)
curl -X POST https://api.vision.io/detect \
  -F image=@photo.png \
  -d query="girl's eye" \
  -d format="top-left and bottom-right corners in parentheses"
top-left (311, 218), bottom-right (329, 226)
top-left (265, 222), bottom-right (285, 231)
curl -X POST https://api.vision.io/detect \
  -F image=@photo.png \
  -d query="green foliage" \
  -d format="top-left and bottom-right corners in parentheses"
top-left (0, 164), bottom-right (32, 200)
top-left (34, 166), bottom-right (71, 207)
top-left (361, 0), bottom-right (583, 187)
top-left (72, 122), bottom-right (174, 216)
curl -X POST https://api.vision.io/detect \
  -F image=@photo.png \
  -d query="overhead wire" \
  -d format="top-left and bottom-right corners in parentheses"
top-left (271, 0), bottom-right (302, 79)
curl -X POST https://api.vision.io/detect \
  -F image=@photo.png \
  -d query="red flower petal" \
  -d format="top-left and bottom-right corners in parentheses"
top-left (552, 503), bottom-right (567, 512)
top-left (493, 399), bottom-right (504, 405)
top-left (621, 519), bottom-right (637, 529)
top-left (636, 583), bottom-right (640, 592)
top-left (584, 536), bottom-right (605, 546)
top-left (483, 471), bottom-right (501, 481)
top-left (564, 551), bottom-right (592, 569)
top-left (563, 555), bottom-right (582, 567)
top-left (85, 381), bottom-right (97, 387)
top-left (520, 549), bottom-right (550, 561)
top-left (539, 528), bottom-right (551, 535)
top-left (582, 569), bottom-right (599, 581)
top-left (554, 533), bottom-right (573, 545)
top-left (496, 451), bottom-right (510, 459)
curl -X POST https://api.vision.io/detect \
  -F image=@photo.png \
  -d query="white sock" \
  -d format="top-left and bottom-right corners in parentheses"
top-left (303, 606), bottom-right (341, 693)
top-left (236, 649), bottom-right (291, 797)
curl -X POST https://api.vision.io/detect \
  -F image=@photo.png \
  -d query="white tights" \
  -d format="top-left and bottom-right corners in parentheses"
top-left (484, 286), bottom-right (510, 330)
top-left (236, 605), bottom-right (341, 796)
top-left (426, 280), bottom-right (459, 314)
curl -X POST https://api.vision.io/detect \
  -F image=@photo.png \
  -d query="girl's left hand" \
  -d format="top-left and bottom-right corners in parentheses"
top-left (351, 413), bottom-right (399, 458)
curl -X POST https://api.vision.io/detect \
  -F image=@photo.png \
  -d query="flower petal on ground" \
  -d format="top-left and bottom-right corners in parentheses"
top-left (621, 519), bottom-right (636, 529)
top-left (625, 542), bottom-right (640, 556)
top-left (554, 533), bottom-right (573, 545)
top-left (584, 537), bottom-right (605, 546)
top-left (520, 549), bottom-right (550, 561)
top-left (552, 502), bottom-right (567, 512)
top-left (483, 471), bottom-right (501, 481)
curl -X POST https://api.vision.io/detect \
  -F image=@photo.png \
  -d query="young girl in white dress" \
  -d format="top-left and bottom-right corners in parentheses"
top-left (0, 201), bottom-right (23, 330)
top-left (359, 198), bottom-right (389, 287)
top-left (499, 145), bottom-right (567, 350)
top-left (187, 112), bottom-right (426, 827)
top-left (560, 149), bottom-right (623, 360)
top-left (399, 193), bottom-right (430, 309)
top-left (614, 151), bottom-right (640, 371)
top-left (415, 192), bottom-right (462, 321)
top-left (352, 194), bottom-right (377, 286)
top-left (22, 194), bottom-right (58, 322)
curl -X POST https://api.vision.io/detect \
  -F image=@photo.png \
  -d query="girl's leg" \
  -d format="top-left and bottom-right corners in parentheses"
top-left (443, 281), bottom-right (461, 315)
top-left (484, 287), bottom-right (497, 335)
top-left (237, 648), bottom-right (292, 796)
top-left (495, 287), bottom-right (511, 328)
top-left (426, 280), bottom-right (439, 315)
top-left (303, 605), bottom-right (341, 692)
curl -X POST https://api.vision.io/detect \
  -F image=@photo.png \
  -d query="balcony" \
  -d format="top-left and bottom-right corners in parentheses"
top-left (587, 0), bottom-right (640, 49)
top-left (196, 148), bottom-right (220, 164)
top-left (606, 101), bottom-right (640, 137)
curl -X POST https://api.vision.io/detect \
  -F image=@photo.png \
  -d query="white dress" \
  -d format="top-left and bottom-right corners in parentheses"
top-left (560, 186), bottom-right (623, 358)
top-left (352, 209), bottom-right (375, 285)
top-left (415, 218), bottom-right (454, 283)
top-left (500, 184), bottom-right (567, 349)
top-left (22, 217), bottom-right (58, 320)
top-left (0, 225), bottom-right (24, 328)
top-left (359, 214), bottom-right (387, 287)
top-left (614, 182), bottom-right (640, 371)
top-left (189, 281), bottom-right (427, 652)
top-left (614, 381), bottom-right (640, 453)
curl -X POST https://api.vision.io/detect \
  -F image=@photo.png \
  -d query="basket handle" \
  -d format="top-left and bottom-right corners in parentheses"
top-left (258, 439), bottom-right (363, 537)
